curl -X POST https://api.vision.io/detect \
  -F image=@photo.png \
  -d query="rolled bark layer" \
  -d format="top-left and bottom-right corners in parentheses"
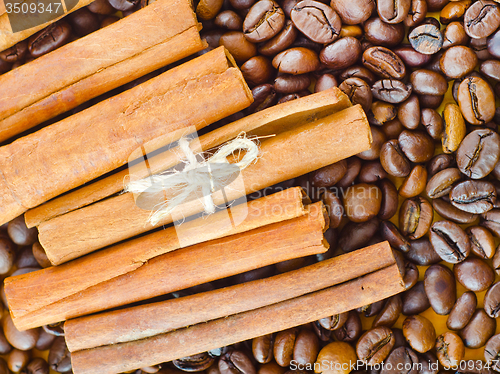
top-left (0, 0), bottom-right (206, 142)
top-left (37, 102), bottom-right (371, 264)
top-left (0, 46), bottom-right (252, 225)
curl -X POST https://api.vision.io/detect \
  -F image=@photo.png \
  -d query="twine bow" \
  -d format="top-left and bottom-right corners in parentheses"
top-left (125, 134), bottom-right (260, 225)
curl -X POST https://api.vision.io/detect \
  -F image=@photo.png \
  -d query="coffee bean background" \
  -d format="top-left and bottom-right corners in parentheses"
top-left (3, 0), bottom-right (500, 372)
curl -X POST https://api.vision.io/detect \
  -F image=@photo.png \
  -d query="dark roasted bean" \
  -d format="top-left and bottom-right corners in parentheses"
top-left (272, 47), bottom-right (319, 74)
top-left (430, 220), bottom-right (470, 263)
top-left (293, 329), bottom-right (319, 365)
top-left (67, 8), bottom-right (99, 36)
top-left (426, 168), bottom-right (461, 199)
top-left (273, 74), bottom-right (310, 94)
top-left (337, 157), bottom-right (362, 188)
top-left (243, 0), bottom-right (285, 42)
top-left (333, 310), bottom-right (362, 342)
top-left (458, 76), bottom-right (496, 125)
top-left (215, 10), bottom-right (244, 29)
top-left (403, 260), bottom-right (419, 289)
top-left (339, 77), bottom-right (372, 112)
top-left (450, 180), bottom-right (496, 214)
top-left (340, 65), bottom-right (376, 84)
top-left (373, 295), bottom-right (402, 327)
top-left (443, 21), bottom-right (470, 49)
top-left (447, 291), bottom-right (477, 330)
top-left (397, 95), bottom-right (420, 130)
top-left (0, 41), bottom-right (27, 63)
top-left (259, 20), bottom-right (298, 55)
top-left (457, 129), bottom-right (500, 179)
top-left (364, 17), bottom-right (405, 47)
top-left (466, 226), bottom-right (496, 259)
top-left (399, 197), bottom-right (433, 239)
top-left (410, 69), bottom-right (448, 95)
top-left (485, 282), bottom-right (500, 318)
top-left (420, 108), bottom-right (443, 141)
top-left (370, 101), bottom-right (397, 126)
top-left (330, 0), bottom-right (374, 24)
top-left (252, 334), bottom-right (274, 364)
top-left (406, 238), bottom-right (442, 265)
top-left (464, 0), bottom-right (500, 39)
top-left (460, 309), bottom-right (496, 349)
top-left (427, 154), bottom-right (455, 176)
top-left (398, 130), bottom-right (434, 163)
top-left (372, 80), bottom-right (412, 103)
top-left (343, 183), bottom-right (381, 222)
top-left (356, 327), bottom-right (395, 365)
top-left (402, 315), bottom-right (436, 353)
top-left (402, 281), bottom-right (430, 315)
top-left (318, 312), bottom-right (349, 330)
top-left (247, 84), bottom-right (277, 113)
top-left (290, 0), bottom-right (341, 44)
top-left (440, 46), bottom-right (478, 79)
top-left (485, 334), bottom-right (500, 371)
top-left (310, 160), bottom-right (347, 187)
top-left (320, 37), bottom-right (362, 70)
top-left (424, 264), bottom-right (456, 315)
top-left (408, 23), bottom-right (443, 54)
top-left (362, 46), bottom-right (406, 79)
top-left (454, 257), bottom-right (495, 291)
top-left (48, 337), bottom-right (71, 373)
top-left (314, 73), bottom-right (338, 92)
top-left (433, 198), bottom-right (479, 224)
top-left (380, 220), bottom-right (410, 252)
top-left (399, 165), bottom-right (427, 198)
top-left (378, 179), bottom-right (398, 219)
top-left (338, 217), bottom-right (380, 252)
top-left (241, 56), bottom-right (274, 86)
top-left (219, 31), bottom-right (257, 62)
top-left (377, 0), bottom-right (411, 24)
top-left (321, 191), bottom-right (343, 228)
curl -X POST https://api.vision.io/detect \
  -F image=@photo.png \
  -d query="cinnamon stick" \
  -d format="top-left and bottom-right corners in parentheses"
top-left (64, 241), bottom-right (397, 352)
top-left (6, 202), bottom-right (328, 330)
top-left (70, 261), bottom-right (404, 374)
top-left (5, 187), bottom-right (308, 324)
top-left (37, 103), bottom-right (371, 265)
top-left (25, 87), bottom-right (352, 228)
top-left (0, 0), bottom-right (206, 142)
top-left (0, 46), bottom-right (252, 226)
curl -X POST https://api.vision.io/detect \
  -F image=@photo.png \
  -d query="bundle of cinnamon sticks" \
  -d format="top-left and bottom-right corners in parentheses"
top-left (29, 88), bottom-right (372, 266)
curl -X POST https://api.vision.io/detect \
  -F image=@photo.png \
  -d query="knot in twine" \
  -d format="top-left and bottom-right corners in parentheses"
top-left (125, 134), bottom-right (260, 225)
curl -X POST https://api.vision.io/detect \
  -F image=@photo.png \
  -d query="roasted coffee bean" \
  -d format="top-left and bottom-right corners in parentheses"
top-left (3, 316), bottom-right (38, 351)
top-left (377, 0), bottom-right (411, 23)
top-left (374, 180), bottom-right (397, 220)
top-left (426, 168), bottom-right (461, 199)
top-left (35, 329), bottom-right (55, 351)
top-left (457, 129), bottom-right (500, 180)
top-left (394, 45), bottom-right (432, 67)
top-left (87, 0), bottom-right (115, 14)
top-left (358, 127), bottom-right (386, 161)
top-left (340, 65), bottom-right (376, 85)
top-left (315, 342), bottom-right (357, 374)
top-left (380, 347), bottom-right (419, 374)
top-left (0, 329), bottom-right (10, 356)
top-left (370, 101), bottom-right (397, 126)
top-left (447, 291), bottom-right (477, 330)
top-left (418, 94), bottom-right (444, 109)
top-left (442, 22), bottom-right (469, 49)
top-left (436, 332), bottom-right (465, 368)
top-left (338, 217), bottom-right (380, 252)
top-left (398, 130), bottom-right (434, 163)
top-left (310, 160), bottom-right (347, 187)
top-left (363, 18), bottom-right (405, 47)
top-left (381, 119), bottom-right (404, 139)
top-left (219, 31), bottom-right (257, 62)
top-left (418, 352), bottom-right (439, 374)
top-left (108, 0), bottom-right (139, 11)
top-left (399, 197), bottom-right (433, 239)
top-left (258, 362), bottom-right (287, 374)
top-left (380, 139), bottom-right (411, 177)
top-left (434, 198), bottom-right (479, 224)
top-left (331, 0), bottom-right (373, 24)
top-left (339, 78), bottom-right (372, 112)
top-left (67, 8), bottom-right (99, 37)
top-left (48, 337), bottom-right (71, 373)
top-left (467, 226), bottom-right (496, 259)
top-left (293, 329), bottom-right (319, 365)
top-left (0, 358), bottom-right (8, 374)
top-left (343, 183), bottom-right (381, 222)
top-left (241, 56), bottom-right (273, 86)
top-left (339, 24), bottom-right (363, 38)
top-left (290, 1), bottom-right (341, 44)
top-left (243, 0), bottom-right (285, 42)
top-left (484, 282), bottom-right (500, 318)
top-left (427, 154), bottom-right (455, 176)
top-left (321, 192), bottom-right (343, 229)
top-left (485, 334), bottom-right (500, 371)
top-left (397, 95), bottom-right (420, 130)
top-left (430, 220), bottom-right (470, 263)
top-left (274, 74), bottom-right (310, 94)
top-left (246, 84), bottom-right (277, 113)
top-left (410, 69), bottom-right (448, 96)
top-left (27, 20), bottom-right (71, 56)
top-left (8, 349), bottom-right (30, 372)
top-left (0, 41), bottom-right (27, 63)
top-left (177, 353), bottom-right (215, 372)
top-left (362, 47), bottom-right (406, 79)
top-left (403, 260), bottom-right (419, 289)
top-left (424, 264), bottom-right (456, 314)
top-left (273, 328), bottom-right (298, 367)
top-left (450, 180), bottom-right (496, 214)
top-left (337, 157), bottom-right (362, 188)
top-left (8, 216), bottom-right (37, 247)
top-left (458, 76), bottom-right (496, 125)
top-left (482, 209), bottom-right (500, 237)
top-left (460, 309), bottom-right (496, 349)
top-left (252, 334), bottom-right (274, 364)
top-left (314, 73), bottom-right (338, 92)
top-left (215, 10), bottom-right (244, 29)
top-left (219, 351), bottom-right (255, 374)
top-left (399, 165), bottom-right (427, 198)
top-left (320, 37), bottom-right (362, 70)
top-left (406, 238), bottom-right (442, 265)
top-left (402, 281), bottom-right (430, 315)
top-left (356, 327), bottom-right (395, 365)
top-left (373, 295), bottom-right (402, 327)
top-left (372, 80), bottom-right (412, 103)
top-left (440, 0), bottom-right (471, 24)
top-left (380, 220), bottom-right (410, 252)
top-left (230, 0), bottom-right (255, 10)
top-left (15, 246), bottom-right (39, 269)
top-left (404, 0), bottom-right (427, 26)
top-left (402, 315), bottom-right (436, 353)
top-left (259, 20), bottom-right (298, 55)
top-left (333, 310), bottom-right (362, 342)
top-left (318, 313), bottom-right (349, 330)
top-left (464, 0), bottom-right (500, 39)
top-left (454, 257), bottom-right (495, 291)
top-left (408, 23), bottom-right (443, 54)
top-left (0, 236), bottom-right (15, 275)
top-left (21, 358), bottom-right (49, 374)
top-left (442, 102), bottom-right (466, 154)
top-left (272, 47), bottom-right (319, 74)
top-left (481, 59), bottom-right (500, 82)
top-left (440, 46), bottom-right (478, 79)
top-left (31, 243), bottom-right (50, 269)
top-left (420, 108), bottom-right (443, 141)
